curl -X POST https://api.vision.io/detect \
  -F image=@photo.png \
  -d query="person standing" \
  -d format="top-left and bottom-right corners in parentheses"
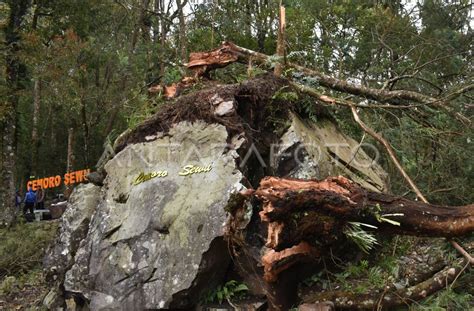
top-left (36, 186), bottom-right (45, 210)
top-left (15, 190), bottom-right (22, 209)
top-left (24, 188), bottom-right (36, 215)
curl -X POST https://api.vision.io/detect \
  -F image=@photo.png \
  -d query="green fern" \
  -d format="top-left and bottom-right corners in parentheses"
top-left (203, 280), bottom-right (249, 304)
top-left (344, 222), bottom-right (379, 254)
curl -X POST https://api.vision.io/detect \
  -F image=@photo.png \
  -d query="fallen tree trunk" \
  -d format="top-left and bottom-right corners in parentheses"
top-left (247, 174), bottom-right (474, 281)
top-left (186, 42), bottom-right (435, 106)
top-left (248, 176), bottom-right (474, 239)
top-left (248, 176), bottom-right (474, 237)
top-left (186, 42), bottom-right (471, 124)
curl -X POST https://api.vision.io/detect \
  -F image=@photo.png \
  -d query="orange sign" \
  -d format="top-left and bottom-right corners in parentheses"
top-left (27, 169), bottom-right (90, 190)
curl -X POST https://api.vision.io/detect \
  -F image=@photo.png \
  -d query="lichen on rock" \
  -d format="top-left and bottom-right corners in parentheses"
top-left (60, 121), bottom-right (244, 309)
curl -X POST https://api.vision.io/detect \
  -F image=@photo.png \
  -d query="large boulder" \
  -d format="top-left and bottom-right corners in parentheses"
top-left (63, 121), bottom-right (244, 309)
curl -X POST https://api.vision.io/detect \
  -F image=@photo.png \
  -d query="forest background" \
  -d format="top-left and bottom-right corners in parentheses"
top-left (1, 0), bottom-right (473, 225)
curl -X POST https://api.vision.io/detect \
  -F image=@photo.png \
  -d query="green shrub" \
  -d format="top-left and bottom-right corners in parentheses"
top-left (0, 276), bottom-right (16, 295)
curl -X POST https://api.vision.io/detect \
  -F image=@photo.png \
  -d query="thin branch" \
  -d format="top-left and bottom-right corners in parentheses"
top-left (303, 258), bottom-right (469, 308)
top-left (350, 106), bottom-right (473, 265)
top-left (290, 82), bottom-right (419, 109)
top-left (350, 106), bottom-right (428, 203)
top-left (413, 51), bottom-right (471, 72)
top-left (440, 83), bottom-right (474, 102)
top-left (383, 74), bottom-right (443, 94)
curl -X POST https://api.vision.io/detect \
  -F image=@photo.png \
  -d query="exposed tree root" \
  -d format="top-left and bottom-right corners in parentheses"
top-left (262, 241), bottom-right (319, 282)
top-left (230, 176), bottom-right (473, 309)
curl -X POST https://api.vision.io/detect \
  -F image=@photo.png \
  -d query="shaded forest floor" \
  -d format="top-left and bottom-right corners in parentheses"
top-left (0, 221), bottom-right (58, 310)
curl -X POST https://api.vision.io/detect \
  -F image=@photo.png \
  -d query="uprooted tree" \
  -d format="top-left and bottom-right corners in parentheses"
top-left (44, 63), bottom-right (472, 310)
top-left (179, 42), bottom-right (473, 309)
top-left (227, 176), bottom-right (473, 309)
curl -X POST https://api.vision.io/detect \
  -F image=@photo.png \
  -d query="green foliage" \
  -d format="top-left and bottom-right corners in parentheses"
top-left (412, 288), bottom-right (473, 311)
top-left (304, 257), bottom-right (391, 294)
top-left (0, 269), bottom-right (43, 296)
top-left (344, 222), bottom-right (379, 254)
top-left (203, 280), bottom-right (249, 304)
top-left (162, 67), bottom-right (183, 85)
top-left (302, 270), bottom-right (324, 288)
top-left (272, 86), bottom-right (299, 102)
top-left (0, 276), bottom-right (16, 296)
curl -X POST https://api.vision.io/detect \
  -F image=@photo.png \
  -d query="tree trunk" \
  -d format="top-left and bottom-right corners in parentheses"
top-left (177, 0), bottom-right (187, 63)
top-left (80, 96), bottom-right (89, 166)
top-left (274, 3), bottom-right (285, 77)
top-left (159, 0), bottom-right (167, 77)
top-left (131, 0), bottom-right (151, 52)
top-left (31, 79), bottom-right (41, 175)
top-left (103, 105), bottom-right (120, 137)
top-left (250, 176), bottom-right (474, 240)
top-left (65, 127), bottom-right (75, 198)
top-left (1, 0), bottom-right (30, 226)
top-left (227, 176), bottom-right (474, 310)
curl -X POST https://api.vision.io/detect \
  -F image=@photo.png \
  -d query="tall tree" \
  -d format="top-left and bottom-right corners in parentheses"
top-left (176, 0), bottom-right (187, 63)
top-left (1, 0), bottom-right (30, 226)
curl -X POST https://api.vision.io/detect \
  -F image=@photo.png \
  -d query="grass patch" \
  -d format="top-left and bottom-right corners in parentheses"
top-left (0, 220), bottom-right (58, 309)
top-left (0, 221), bottom-right (58, 278)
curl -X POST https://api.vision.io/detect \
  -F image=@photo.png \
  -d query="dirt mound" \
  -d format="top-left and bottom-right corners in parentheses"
top-left (114, 74), bottom-right (301, 153)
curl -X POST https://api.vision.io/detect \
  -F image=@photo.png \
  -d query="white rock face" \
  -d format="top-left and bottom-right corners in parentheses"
top-left (62, 121), bottom-right (244, 310)
top-left (44, 183), bottom-right (101, 276)
top-left (273, 113), bottom-right (387, 192)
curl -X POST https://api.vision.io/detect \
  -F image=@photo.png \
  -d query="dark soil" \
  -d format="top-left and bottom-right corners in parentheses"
top-left (114, 74), bottom-right (296, 153)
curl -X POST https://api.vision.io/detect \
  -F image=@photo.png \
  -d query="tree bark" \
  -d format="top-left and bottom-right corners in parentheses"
top-left (65, 127), bottom-right (75, 198)
top-left (159, 0), bottom-right (167, 77)
top-left (274, 3), bottom-right (285, 77)
top-left (176, 0), bottom-right (187, 63)
top-left (80, 95), bottom-right (89, 166)
top-left (31, 79), bottom-right (41, 175)
top-left (1, 0), bottom-right (30, 226)
top-left (249, 176), bottom-right (474, 239)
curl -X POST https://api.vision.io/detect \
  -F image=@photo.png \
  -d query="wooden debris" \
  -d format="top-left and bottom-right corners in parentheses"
top-left (185, 45), bottom-right (239, 77)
